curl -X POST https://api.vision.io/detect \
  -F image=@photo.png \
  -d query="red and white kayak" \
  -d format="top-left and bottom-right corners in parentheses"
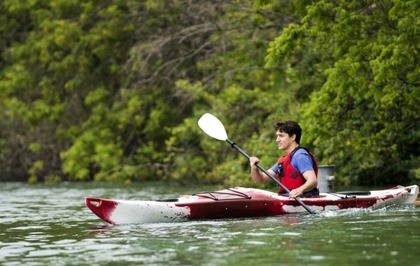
top-left (86, 185), bottom-right (419, 224)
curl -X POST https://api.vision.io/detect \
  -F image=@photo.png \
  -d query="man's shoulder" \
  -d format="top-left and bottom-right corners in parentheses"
top-left (291, 147), bottom-right (315, 171)
top-left (291, 147), bottom-right (314, 164)
top-left (293, 147), bottom-right (310, 157)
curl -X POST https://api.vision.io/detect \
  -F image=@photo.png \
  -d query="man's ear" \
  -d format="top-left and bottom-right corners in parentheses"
top-left (291, 134), bottom-right (296, 142)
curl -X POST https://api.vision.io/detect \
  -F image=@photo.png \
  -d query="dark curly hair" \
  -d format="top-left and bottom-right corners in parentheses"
top-left (274, 121), bottom-right (302, 144)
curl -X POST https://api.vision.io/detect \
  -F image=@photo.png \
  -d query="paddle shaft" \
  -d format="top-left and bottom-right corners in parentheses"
top-left (226, 138), bottom-right (315, 214)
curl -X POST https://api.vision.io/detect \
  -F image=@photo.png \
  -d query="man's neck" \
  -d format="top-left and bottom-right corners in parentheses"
top-left (285, 143), bottom-right (299, 154)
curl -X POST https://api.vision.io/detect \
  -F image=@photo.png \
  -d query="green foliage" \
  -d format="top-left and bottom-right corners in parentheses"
top-left (266, 0), bottom-right (420, 185)
top-left (1, 0), bottom-right (418, 187)
top-left (166, 1), bottom-right (296, 187)
top-left (0, 0), bottom-right (136, 182)
top-left (28, 160), bottom-right (44, 184)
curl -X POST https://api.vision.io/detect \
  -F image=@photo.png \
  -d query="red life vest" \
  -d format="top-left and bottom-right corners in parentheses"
top-left (276, 147), bottom-right (318, 194)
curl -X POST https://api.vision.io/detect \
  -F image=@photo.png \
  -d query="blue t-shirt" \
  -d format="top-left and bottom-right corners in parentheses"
top-left (270, 148), bottom-right (315, 175)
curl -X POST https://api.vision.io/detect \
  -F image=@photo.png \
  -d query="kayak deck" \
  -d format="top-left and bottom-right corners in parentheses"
top-left (86, 185), bottom-right (419, 224)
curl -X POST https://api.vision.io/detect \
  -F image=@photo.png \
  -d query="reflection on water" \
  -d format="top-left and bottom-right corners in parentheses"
top-left (0, 182), bottom-right (419, 266)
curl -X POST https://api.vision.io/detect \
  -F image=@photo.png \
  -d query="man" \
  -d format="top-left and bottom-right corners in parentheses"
top-left (249, 120), bottom-right (318, 198)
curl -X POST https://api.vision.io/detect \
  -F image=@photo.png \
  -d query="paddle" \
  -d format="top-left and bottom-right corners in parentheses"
top-left (198, 113), bottom-right (315, 214)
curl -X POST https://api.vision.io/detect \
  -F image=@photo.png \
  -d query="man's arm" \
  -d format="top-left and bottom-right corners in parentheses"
top-left (249, 156), bottom-right (275, 183)
top-left (289, 170), bottom-right (317, 198)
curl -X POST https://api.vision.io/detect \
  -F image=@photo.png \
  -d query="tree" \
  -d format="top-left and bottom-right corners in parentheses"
top-left (0, 0), bottom-right (136, 182)
top-left (166, 0), bottom-right (310, 187)
top-left (265, 0), bottom-right (420, 185)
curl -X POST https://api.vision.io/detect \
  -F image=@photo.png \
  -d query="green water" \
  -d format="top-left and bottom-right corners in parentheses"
top-left (0, 182), bottom-right (419, 266)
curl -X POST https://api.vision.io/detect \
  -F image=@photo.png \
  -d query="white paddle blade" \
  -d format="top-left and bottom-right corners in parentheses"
top-left (198, 113), bottom-right (228, 141)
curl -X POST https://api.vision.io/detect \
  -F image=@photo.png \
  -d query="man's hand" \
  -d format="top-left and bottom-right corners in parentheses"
top-left (288, 188), bottom-right (304, 199)
top-left (249, 157), bottom-right (259, 168)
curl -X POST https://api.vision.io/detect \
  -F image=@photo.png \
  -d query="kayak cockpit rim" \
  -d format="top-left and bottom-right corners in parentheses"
top-left (194, 188), bottom-right (252, 201)
top-left (156, 188), bottom-right (253, 202)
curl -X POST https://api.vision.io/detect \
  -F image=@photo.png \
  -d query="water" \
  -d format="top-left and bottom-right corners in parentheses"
top-left (1, 182), bottom-right (419, 266)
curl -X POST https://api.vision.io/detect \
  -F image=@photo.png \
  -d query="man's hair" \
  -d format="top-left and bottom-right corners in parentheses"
top-left (274, 121), bottom-right (302, 144)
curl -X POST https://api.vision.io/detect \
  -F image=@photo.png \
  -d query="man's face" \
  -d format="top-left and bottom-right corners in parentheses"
top-left (275, 130), bottom-right (295, 151)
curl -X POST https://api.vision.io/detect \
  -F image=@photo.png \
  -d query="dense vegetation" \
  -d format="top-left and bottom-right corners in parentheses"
top-left (0, 0), bottom-right (418, 186)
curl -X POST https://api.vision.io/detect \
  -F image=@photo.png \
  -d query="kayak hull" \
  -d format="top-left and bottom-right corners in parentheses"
top-left (86, 185), bottom-right (419, 224)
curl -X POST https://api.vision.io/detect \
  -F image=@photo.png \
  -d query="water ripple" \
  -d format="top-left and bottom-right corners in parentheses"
top-left (1, 182), bottom-right (419, 266)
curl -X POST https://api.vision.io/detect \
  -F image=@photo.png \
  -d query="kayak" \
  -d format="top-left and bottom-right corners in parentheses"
top-left (85, 185), bottom-right (419, 225)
